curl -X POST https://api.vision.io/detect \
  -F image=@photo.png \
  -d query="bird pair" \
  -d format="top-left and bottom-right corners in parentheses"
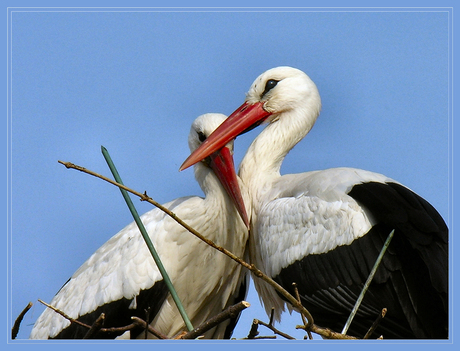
top-left (30, 67), bottom-right (448, 340)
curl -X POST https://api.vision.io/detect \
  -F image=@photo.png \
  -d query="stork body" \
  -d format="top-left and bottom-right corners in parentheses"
top-left (30, 113), bottom-right (249, 339)
top-left (181, 67), bottom-right (448, 339)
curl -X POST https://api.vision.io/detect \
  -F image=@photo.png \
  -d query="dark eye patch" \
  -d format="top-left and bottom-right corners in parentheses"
top-left (197, 131), bottom-right (207, 142)
top-left (262, 79), bottom-right (279, 97)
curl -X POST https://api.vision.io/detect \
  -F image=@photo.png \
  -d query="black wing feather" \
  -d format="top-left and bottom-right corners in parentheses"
top-left (273, 182), bottom-right (448, 339)
top-left (52, 280), bottom-right (169, 339)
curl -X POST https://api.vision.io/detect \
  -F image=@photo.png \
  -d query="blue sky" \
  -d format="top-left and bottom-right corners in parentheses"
top-left (7, 3), bottom-right (453, 347)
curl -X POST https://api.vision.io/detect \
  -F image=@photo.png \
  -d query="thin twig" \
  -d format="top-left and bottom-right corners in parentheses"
top-left (268, 308), bottom-right (275, 326)
top-left (99, 322), bottom-right (138, 336)
top-left (12, 302), bottom-right (33, 339)
top-left (57, 159), bottom-right (318, 334)
top-left (38, 299), bottom-right (91, 330)
top-left (38, 299), bottom-right (165, 339)
top-left (83, 313), bottom-right (105, 339)
top-left (246, 319), bottom-right (260, 339)
top-left (130, 317), bottom-right (169, 339)
top-left (292, 282), bottom-right (313, 340)
top-left (181, 301), bottom-right (250, 339)
top-left (256, 319), bottom-right (295, 340)
top-left (363, 308), bottom-right (387, 339)
top-left (253, 335), bottom-right (277, 340)
top-left (297, 323), bottom-right (358, 340)
top-left (144, 307), bottom-right (151, 339)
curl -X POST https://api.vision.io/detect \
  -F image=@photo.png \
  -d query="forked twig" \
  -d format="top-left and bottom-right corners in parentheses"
top-left (130, 317), bottom-right (169, 339)
top-left (255, 319), bottom-right (295, 340)
top-left (292, 283), bottom-right (313, 340)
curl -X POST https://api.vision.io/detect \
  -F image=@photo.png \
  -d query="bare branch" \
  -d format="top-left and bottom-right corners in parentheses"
top-left (59, 159), bottom-right (383, 340)
top-left (143, 308), bottom-right (151, 339)
top-left (254, 335), bottom-right (277, 340)
top-left (12, 302), bottom-right (33, 339)
top-left (363, 308), bottom-right (387, 339)
top-left (35, 159), bottom-right (396, 341)
top-left (255, 319), bottom-right (295, 340)
top-left (181, 301), bottom-right (250, 339)
top-left (39, 299), bottom-right (167, 339)
top-left (246, 319), bottom-right (260, 339)
top-left (38, 299), bottom-right (91, 330)
top-left (130, 317), bottom-right (168, 339)
top-left (292, 282), bottom-right (313, 340)
top-left (57, 159), bottom-right (318, 335)
top-left (296, 323), bottom-right (358, 340)
top-left (83, 313), bottom-right (105, 339)
top-left (268, 308), bottom-right (275, 326)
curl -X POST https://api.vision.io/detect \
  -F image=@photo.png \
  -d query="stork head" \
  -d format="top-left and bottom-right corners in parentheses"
top-left (188, 113), bottom-right (249, 228)
top-left (180, 66), bottom-right (321, 171)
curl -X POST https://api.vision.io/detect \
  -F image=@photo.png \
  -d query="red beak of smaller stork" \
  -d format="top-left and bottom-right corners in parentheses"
top-left (207, 143), bottom-right (249, 228)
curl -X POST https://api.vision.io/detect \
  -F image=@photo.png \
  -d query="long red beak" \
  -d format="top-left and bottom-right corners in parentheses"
top-left (179, 101), bottom-right (272, 171)
top-left (208, 145), bottom-right (249, 228)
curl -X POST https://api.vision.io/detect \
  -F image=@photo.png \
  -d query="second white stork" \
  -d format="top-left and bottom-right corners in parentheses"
top-left (181, 67), bottom-right (448, 339)
top-left (30, 113), bottom-right (249, 339)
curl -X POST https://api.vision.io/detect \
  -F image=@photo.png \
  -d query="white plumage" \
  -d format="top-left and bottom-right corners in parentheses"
top-left (30, 113), bottom-right (249, 339)
top-left (181, 67), bottom-right (448, 339)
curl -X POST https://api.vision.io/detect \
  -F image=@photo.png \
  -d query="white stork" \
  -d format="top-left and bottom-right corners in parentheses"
top-left (180, 67), bottom-right (448, 339)
top-left (30, 113), bottom-right (250, 339)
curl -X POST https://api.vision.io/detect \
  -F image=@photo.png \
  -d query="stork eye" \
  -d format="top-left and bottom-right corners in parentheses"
top-left (262, 79), bottom-right (279, 97)
top-left (197, 131), bottom-right (207, 142)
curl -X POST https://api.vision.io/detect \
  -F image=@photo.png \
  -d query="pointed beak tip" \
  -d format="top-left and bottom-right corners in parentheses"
top-left (236, 208), bottom-right (250, 230)
top-left (179, 158), bottom-right (194, 172)
top-left (243, 216), bottom-right (250, 229)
